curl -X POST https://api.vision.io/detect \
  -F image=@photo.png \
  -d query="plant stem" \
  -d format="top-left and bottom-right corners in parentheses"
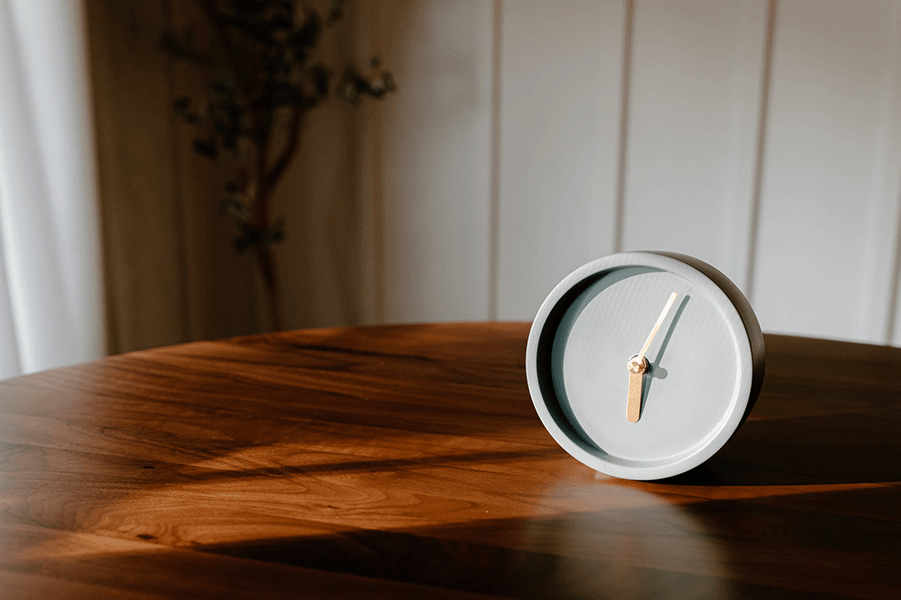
top-left (254, 243), bottom-right (283, 331)
top-left (266, 108), bottom-right (303, 190)
top-left (252, 108), bottom-right (303, 332)
top-left (253, 120), bottom-right (284, 331)
top-left (197, 0), bottom-right (284, 331)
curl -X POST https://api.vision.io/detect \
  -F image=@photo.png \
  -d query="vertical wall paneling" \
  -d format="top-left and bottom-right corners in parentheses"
top-left (892, 214), bottom-right (901, 344)
top-left (753, 0), bottom-right (901, 342)
top-left (889, 0), bottom-right (901, 347)
top-left (612, 0), bottom-right (634, 254)
top-left (619, 0), bottom-right (769, 290)
top-left (496, 0), bottom-right (626, 320)
top-left (84, 1), bottom-right (901, 347)
top-left (858, 2), bottom-right (901, 344)
top-left (487, 0), bottom-right (503, 320)
top-left (164, 0), bottom-right (191, 341)
top-left (355, 0), bottom-right (384, 325)
top-left (741, 0), bottom-right (776, 302)
top-left (273, 5), bottom-right (360, 330)
top-left (85, 0), bottom-right (188, 353)
top-left (87, 0), bottom-right (362, 349)
top-left (372, 0), bottom-right (494, 323)
top-left (169, 2), bottom-right (260, 341)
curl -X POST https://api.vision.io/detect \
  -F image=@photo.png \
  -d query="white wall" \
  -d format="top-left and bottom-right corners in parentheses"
top-left (358, 0), bottom-right (901, 346)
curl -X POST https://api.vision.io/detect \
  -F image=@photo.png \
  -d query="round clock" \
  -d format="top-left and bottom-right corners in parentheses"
top-left (525, 251), bottom-right (765, 480)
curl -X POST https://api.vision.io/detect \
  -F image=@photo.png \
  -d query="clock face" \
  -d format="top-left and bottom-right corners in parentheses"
top-left (526, 252), bottom-right (765, 481)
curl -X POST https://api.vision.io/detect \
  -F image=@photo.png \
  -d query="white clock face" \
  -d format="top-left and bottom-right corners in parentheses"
top-left (527, 253), bottom-right (763, 480)
top-left (551, 267), bottom-right (741, 466)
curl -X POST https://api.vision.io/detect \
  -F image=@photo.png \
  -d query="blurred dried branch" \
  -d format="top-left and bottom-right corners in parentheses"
top-left (159, 0), bottom-right (395, 330)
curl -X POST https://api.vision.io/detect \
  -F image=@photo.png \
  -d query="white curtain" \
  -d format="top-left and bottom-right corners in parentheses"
top-left (0, 0), bottom-right (105, 378)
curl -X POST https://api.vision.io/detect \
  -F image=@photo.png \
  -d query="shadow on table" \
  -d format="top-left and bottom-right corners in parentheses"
top-left (184, 485), bottom-right (894, 599)
top-left (8, 481), bottom-right (896, 598)
top-left (657, 404), bottom-right (901, 487)
top-left (12, 483), bottom-right (893, 598)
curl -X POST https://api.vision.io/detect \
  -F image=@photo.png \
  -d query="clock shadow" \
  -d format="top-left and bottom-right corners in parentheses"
top-left (653, 333), bottom-right (901, 486)
top-left (655, 408), bottom-right (901, 486)
top-left (640, 295), bottom-right (689, 415)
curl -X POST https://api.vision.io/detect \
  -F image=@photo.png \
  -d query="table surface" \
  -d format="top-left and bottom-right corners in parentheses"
top-left (0, 323), bottom-right (898, 598)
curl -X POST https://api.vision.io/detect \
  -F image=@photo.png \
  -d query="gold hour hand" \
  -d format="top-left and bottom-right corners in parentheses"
top-left (627, 292), bottom-right (678, 423)
top-left (626, 355), bottom-right (647, 423)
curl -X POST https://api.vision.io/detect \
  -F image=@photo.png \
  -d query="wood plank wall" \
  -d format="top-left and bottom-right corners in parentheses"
top-left (85, 0), bottom-right (360, 353)
top-left (86, 0), bottom-right (901, 350)
top-left (361, 0), bottom-right (901, 347)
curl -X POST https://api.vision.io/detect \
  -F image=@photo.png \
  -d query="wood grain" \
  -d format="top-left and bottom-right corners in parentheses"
top-left (0, 323), bottom-right (898, 598)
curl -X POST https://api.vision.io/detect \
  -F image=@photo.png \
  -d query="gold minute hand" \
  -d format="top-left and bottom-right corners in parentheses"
top-left (638, 292), bottom-right (678, 365)
top-left (627, 292), bottom-right (678, 423)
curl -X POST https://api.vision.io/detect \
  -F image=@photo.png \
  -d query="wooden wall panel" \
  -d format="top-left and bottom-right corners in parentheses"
top-left (274, 10), bottom-right (361, 331)
top-left (170, 0), bottom-right (360, 334)
top-left (87, 0), bottom-right (363, 350)
top-left (84, 0), bottom-right (901, 348)
top-left (357, 0), bottom-right (901, 346)
top-left (355, 0), bottom-right (383, 325)
top-left (85, 0), bottom-right (188, 353)
top-left (369, 0), bottom-right (494, 324)
top-left (621, 0), bottom-right (769, 291)
top-left (856, 3), bottom-right (901, 346)
top-left (752, 0), bottom-right (901, 343)
top-left (168, 2), bottom-right (261, 342)
top-left (893, 270), bottom-right (901, 346)
top-left (496, 0), bottom-right (626, 320)
top-left (276, 108), bottom-right (361, 331)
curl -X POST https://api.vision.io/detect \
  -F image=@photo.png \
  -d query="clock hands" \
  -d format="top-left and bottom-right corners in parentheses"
top-left (636, 291), bottom-right (678, 367)
top-left (627, 291), bottom-right (678, 423)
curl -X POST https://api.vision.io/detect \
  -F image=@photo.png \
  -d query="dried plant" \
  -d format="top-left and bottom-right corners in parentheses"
top-left (160, 0), bottom-right (395, 330)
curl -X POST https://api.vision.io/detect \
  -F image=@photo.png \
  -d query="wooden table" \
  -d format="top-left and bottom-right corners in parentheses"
top-left (0, 323), bottom-right (898, 598)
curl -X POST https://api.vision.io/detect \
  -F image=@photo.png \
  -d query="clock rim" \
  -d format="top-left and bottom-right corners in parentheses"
top-left (525, 251), bottom-right (766, 481)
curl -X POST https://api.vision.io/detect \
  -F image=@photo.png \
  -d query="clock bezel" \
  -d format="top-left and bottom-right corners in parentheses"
top-left (525, 251), bottom-right (765, 481)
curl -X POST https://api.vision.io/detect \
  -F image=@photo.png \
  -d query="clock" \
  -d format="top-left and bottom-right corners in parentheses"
top-left (525, 251), bottom-right (765, 480)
